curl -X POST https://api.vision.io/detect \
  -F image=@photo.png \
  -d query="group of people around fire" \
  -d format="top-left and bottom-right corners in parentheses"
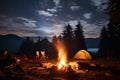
top-left (0, 49), bottom-right (48, 68)
top-left (36, 50), bottom-right (48, 61)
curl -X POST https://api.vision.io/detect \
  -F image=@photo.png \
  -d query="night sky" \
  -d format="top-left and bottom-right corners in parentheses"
top-left (0, 0), bottom-right (108, 39)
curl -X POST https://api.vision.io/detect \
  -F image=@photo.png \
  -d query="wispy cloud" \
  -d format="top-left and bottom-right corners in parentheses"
top-left (83, 13), bottom-right (92, 19)
top-left (91, 0), bottom-right (108, 11)
top-left (53, 0), bottom-right (61, 7)
top-left (52, 0), bottom-right (62, 11)
top-left (39, 23), bottom-right (63, 37)
top-left (37, 0), bottom-right (62, 18)
top-left (17, 17), bottom-right (37, 28)
top-left (0, 16), bottom-right (47, 37)
top-left (91, 0), bottom-right (102, 7)
top-left (47, 8), bottom-right (57, 13)
top-left (70, 6), bottom-right (80, 11)
top-left (38, 10), bottom-right (53, 16)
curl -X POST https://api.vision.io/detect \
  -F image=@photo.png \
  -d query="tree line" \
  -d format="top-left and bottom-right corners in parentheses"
top-left (20, 21), bottom-right (86, 59)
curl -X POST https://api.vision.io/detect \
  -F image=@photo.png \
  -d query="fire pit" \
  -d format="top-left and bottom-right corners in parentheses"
top-left (42, 37), bottom-right (79, 77)
top-left (41, 38), bottom-right (98, 79)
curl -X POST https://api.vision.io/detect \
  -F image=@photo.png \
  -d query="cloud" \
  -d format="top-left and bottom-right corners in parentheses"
top-left (0, 16), bottom-right (47, 37)
top-left (0, 17), bottom-right (22, 29)
top-left (38, 0), bottom-right (62, 14)
top-left (70, 6), bottom-right (80, 11)
top-left (53, 0), bottom-right (61, 7)
top-left (91, 0), bottom-right (108, 11)
top-left (47, 8), bottom-right (57, 13)
top-left (53, 0), bottom-right (62, 9)
top-left (83, 13), bottom-right (92, 19)
top-left (39, 23), bottom-right (63, 37)
top-left (46, 0), bottom-right (62, 14)
top-left (38, 10), bottom-right (53, 16)
top-left (0, 15), bottom-right (64, 37)
top-left (66, 20), bottom-right (77, 28)
top-left (0, 0), bottom-right (108, 39)
top-left (17, 17), bottom-right (37, 28)
top-left (80, 20), bottom-right (108, 38)
top-left (91, 0), bottom-right (102, 7)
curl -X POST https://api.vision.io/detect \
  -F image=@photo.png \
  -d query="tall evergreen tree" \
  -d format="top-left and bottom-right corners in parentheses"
top-left (41, 37), bottom-right (50, 50)
top-left (62, 24), bottom-right (73, 41)
top-left (98, 26), bottom-right (109, 58)
top-left (73, 21), bottom-right (86, 53)
top-left (62, 24), bottom-right (74, 58)
top-left (41, 37), bottom-right (55, 59)
top-left (105, 0), bottom-right (120, 58)
top-left (20, 37), bottom-right (34, 54)
top-left (107, 23), bottom-right (120, 58)
top-left (106, 0), bottom-right (120, 24)
top-left (34, 36), bottom-right (42, 51)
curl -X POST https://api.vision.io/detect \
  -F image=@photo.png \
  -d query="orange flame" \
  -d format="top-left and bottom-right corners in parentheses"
top-left (54, 38), bottom-right (68, 70)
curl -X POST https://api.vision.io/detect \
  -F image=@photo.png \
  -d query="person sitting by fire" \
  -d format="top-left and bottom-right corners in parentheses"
top-left (0, 50), bottom-right (16, 68)
top-left (40, 50), bottom-right (48, 61)
top-left (36, 51), bottom-right (40, 61)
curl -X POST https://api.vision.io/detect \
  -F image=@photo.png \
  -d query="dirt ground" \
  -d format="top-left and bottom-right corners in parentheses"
top-left (0, 55), bottom-right (120, 80)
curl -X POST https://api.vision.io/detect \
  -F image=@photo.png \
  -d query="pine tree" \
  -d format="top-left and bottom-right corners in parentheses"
top-left (105, 0), bottom-right (120, 58)
top-left (73, 21), bottom-right (86, 53)
top-left (98, 26), bottom-right (109, 58)
top-left (34, 36), bottom-right (42, 51)
top-left (62, 24), bottom-right (73, 41)
top-left (106, 0), bottom-right (120, 24)
top-left (62, 24), bottom-right (74, 58)
top-left (20, 37), bottom-right (34, 54)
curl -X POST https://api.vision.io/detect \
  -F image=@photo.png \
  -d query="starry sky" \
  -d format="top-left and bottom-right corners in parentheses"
top-left (0, 0), bottom-right (109, 39)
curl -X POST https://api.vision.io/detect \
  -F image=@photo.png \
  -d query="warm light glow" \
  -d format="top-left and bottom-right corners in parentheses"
top-left (54, 38), bottom-right (68, 70)
top-left (15, 57), bottom-right (21, 64)
top-left (53, 37), bottom-right (79, 72)
top-left (69, 62), bottom-right (78, 71)
top-left (41, 50), bottom-right (46, 58)
top-left (58, 58), bottom-right (67, 69)
top-left (36, 51), bottom-right (40, 57)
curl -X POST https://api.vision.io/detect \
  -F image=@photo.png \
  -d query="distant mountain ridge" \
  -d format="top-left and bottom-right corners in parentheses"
top-left (0, 34), bottom-right (24, 53)
top-left (85, 38), bottom-right (100, 48)
top-left (0, 34), bottom-right (100, 53)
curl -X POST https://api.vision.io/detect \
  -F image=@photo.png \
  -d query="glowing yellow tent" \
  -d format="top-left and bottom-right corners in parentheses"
top-left (73, 50), bottom-right (92, 60)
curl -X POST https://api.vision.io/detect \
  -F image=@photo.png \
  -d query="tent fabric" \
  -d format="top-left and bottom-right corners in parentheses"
top-left (73, 50), bottom-right (92, 60)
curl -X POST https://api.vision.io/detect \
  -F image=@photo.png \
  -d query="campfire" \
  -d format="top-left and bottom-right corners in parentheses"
top-left (42, 37), bottom-right (81, 73)
top-left (54, 38), bottom-right (68, 70)
top-left (52, 37), bottom-right (79, 73)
